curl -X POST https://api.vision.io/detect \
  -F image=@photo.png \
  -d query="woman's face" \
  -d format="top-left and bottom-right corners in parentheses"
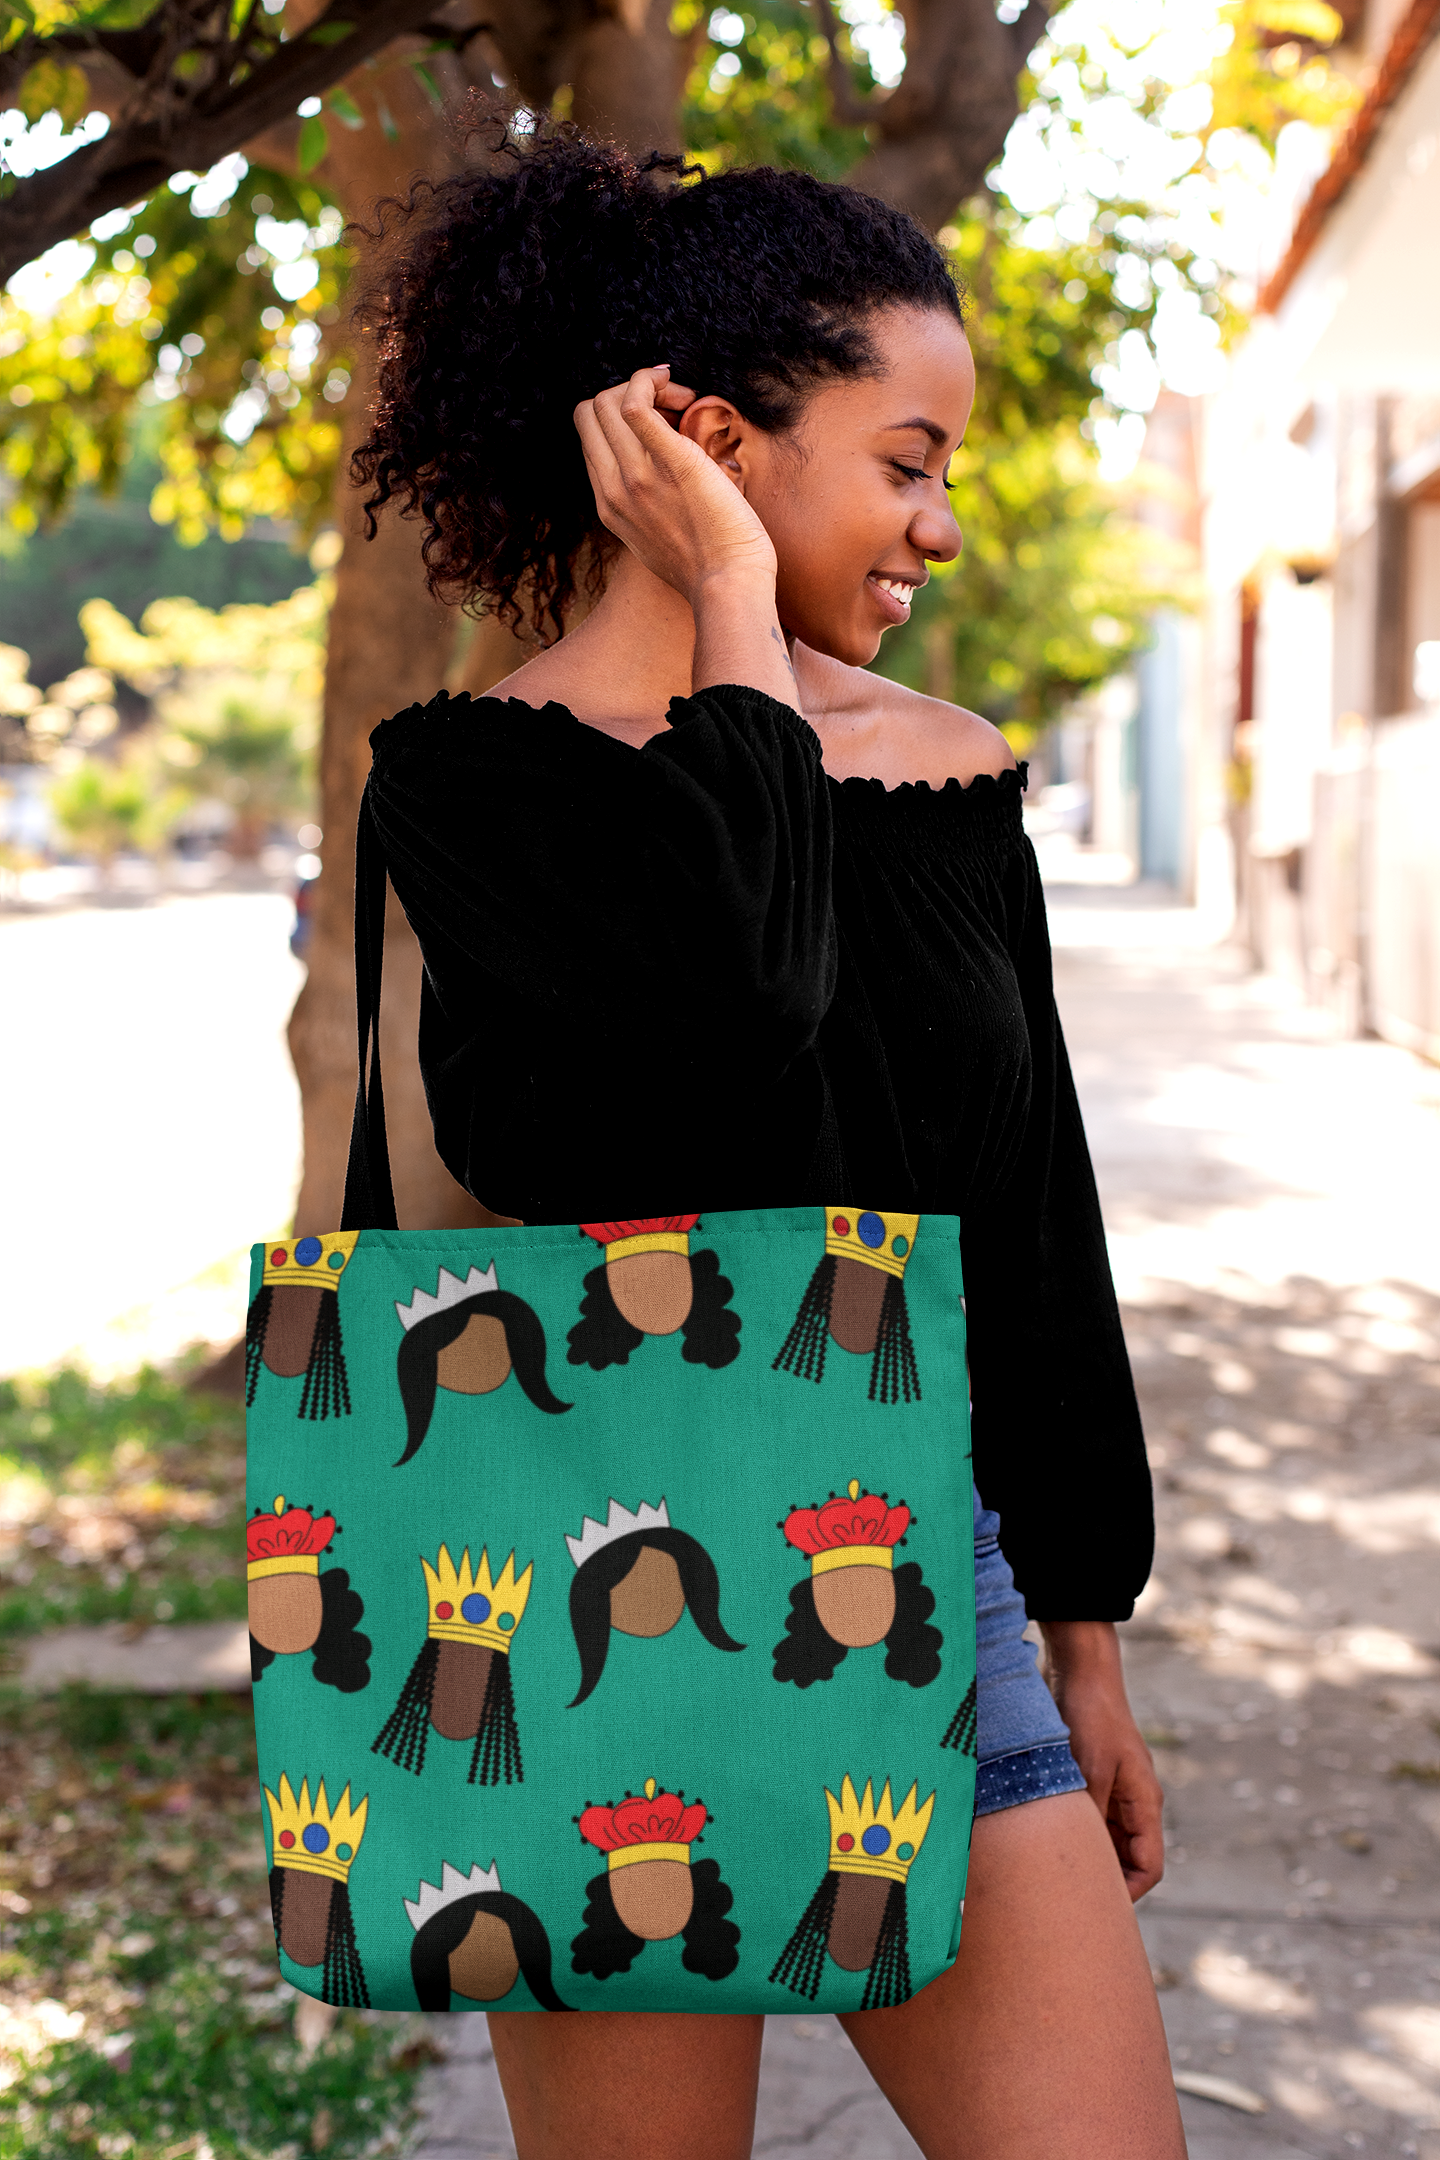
top-left (745, 306), bottom-right (973, 666)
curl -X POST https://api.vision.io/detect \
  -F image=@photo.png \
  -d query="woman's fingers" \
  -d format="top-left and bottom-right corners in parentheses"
top-left (1102, 1750), bottom-right (1166, 1901)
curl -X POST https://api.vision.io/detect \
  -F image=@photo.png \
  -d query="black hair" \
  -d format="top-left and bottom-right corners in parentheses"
top-left (566, 1246), bottom-right (742, 1373)
top-left (941, 1674), bottom-right (979, 1754)
top-left (411, 1888), bottom-right (571, 2012)
top-left (245, 1285), bottom-right (351, 1420)
top-left (772, 1561), bottom-right (942, 1689)
top-left (769, 1873), bottom-right (911, 2010)
top-left (567, 1526), bottom-right (744, 1707)
top-left (395, 1288), bottom-right (571, 1465)
top-left (268, 1870), bottom-right (369, 2008)
top-left (773, 1256), bottom-right (920, 1404)
top-left (251, 1566), bottom-right (371, 1693)
top-left (350, 105), bottom-right (962, 637)
top-left (372, 1637), bottom-right (523, 1785)
top-left (570, 1857), bottom-right (739, 1982)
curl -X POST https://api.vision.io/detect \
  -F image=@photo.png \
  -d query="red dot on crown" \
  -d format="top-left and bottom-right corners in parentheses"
top-left (837, 1833), bottom-right (854, 1851)
top-left (435, 1601), bottom-right (453, 1619)
top-left (833, 1216), bottom-right (850, 1237)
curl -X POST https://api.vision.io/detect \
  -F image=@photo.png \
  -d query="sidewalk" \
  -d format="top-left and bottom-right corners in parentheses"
top-left (402, 874), bottom-right (1440, 2160)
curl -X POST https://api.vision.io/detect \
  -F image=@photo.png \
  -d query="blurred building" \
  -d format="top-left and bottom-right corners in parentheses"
top-left (1176, 0), bottom-right (1440, 1057)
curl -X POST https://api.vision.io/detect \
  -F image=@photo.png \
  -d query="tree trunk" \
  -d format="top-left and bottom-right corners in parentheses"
top-left (841, 0), bottom-right (1052, 232)
top-left (285, 41), bottom-right (500, 1234)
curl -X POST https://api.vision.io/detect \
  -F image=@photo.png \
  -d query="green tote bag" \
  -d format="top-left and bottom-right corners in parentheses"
top-left (244, 797), bottom-right (978, 2016)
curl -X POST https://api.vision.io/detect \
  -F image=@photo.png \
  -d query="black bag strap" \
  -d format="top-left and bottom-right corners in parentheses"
top-left (341, 785), bottom-right (399, 1232)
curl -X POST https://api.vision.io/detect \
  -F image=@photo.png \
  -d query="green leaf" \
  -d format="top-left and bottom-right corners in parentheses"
top-left (376, 95), bottom-right (399, 142)
top-left (17, 55), bottom-right (89, 126)
top-left (409, 57), bottom-right (442, 109)
top-left (307, 18), bottom-right (354, 41)
top-left (328, 86), bottom-right (364, 129)
top-left (297, 112), bottom-right (329, 172)
top-left (1251, 0), bottom-right (1343, 40)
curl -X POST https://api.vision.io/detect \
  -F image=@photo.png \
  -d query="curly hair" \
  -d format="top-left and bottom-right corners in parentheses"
top-left (350, 105), bottom-right (962, 639)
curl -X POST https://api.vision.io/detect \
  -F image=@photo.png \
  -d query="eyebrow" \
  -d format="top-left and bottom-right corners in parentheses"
top-left (884, 418), bottom-right (950, 447)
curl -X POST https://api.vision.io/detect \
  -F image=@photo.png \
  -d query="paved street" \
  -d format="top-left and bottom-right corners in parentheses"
top-left (0, 889), bottom-right (302, 1376)
top-left (7, 869), bottom-right (1439, 2156)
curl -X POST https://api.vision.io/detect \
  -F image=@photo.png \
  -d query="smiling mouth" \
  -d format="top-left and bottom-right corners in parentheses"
top-left (868, 573), bottom-right (919, 617)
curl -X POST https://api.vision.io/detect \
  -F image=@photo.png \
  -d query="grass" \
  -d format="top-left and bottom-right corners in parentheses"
top-left (0, 1372), bottom-right (431, 2158)
top-left (0, 1368), bottom-right (246, 1641)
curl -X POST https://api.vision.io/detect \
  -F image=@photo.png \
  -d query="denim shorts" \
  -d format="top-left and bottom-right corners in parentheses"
top-left (972, 1486), bottom-right (1088, 1818)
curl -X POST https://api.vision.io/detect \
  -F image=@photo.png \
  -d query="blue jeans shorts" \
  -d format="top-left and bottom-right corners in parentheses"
top-left (973, 1486), bottom-right (1088, 1818)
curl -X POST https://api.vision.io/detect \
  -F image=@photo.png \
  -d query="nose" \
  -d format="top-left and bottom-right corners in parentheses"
top-left (910, 492), bottom-right (961, 566)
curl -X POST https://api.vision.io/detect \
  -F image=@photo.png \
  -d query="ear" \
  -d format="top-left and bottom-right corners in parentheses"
top-left (677, 396), bottom-right (751, 484)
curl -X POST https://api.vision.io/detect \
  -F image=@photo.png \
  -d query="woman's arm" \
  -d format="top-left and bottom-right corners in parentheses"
top-left (1040, 1620), bottom-right (1166, 1901)
top-left (574, 366), bottom-right (799, 709)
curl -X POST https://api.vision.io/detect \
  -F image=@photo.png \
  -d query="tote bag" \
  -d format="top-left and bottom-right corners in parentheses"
top-left (244, 795), bottom-right (978, 2015)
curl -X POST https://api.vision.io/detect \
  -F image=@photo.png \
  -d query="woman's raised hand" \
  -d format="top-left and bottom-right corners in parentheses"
top-left (574, 366), bottom-right (778, 605)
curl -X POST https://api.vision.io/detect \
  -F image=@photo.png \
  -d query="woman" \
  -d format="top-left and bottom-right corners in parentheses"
top-left (353, 117), bottom-right (1184, 2160)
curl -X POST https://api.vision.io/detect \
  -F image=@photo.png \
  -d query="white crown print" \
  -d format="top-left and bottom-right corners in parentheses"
top-left (395, 1263), bottom-right (498, 1332)
top-left (565, 1497), bottom-right (671, 1570)
top-left (404, 1859), bottom-right (502, 1933)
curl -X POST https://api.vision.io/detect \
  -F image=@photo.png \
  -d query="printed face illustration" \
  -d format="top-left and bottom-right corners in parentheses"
top-left (774, 1210), bottom-right (921, 1405)
top-left (264, 1775), bottom-right (369, 2007)
top-left (393, 1265), bottom-right (571, 1465)
top-left (406, 1862), bottom-right (571, 2013)
top-left (571, 1779), bottom-right (740, 1983)
top-left (373, 1544), bottom-right (529, 1786)
top-left (770, 1777), bottom-right (934, 2011)
top-left (246, 1498), bottom-right (371, 1692)
top-left (773, 1480), bottom-right (941, 1690)
top-left (568, 1219), bottom-right (742, 1372)
top-left (246, 1233), bottom-right (357, 1421)
top-left (434, 1310), bottom-right (511, 1394)
top-left (564, 1500), bottom-right (744, 1707)
top-left (449, 1908), bottom-right (519, 1998)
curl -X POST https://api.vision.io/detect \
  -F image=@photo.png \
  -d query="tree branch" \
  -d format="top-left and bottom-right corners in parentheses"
top-left (1, 0), bottom-right (442, 284)
top-left (843, 0), bottom-right (1054, 231)
top-left (810, 0), bottom-right (883, 129)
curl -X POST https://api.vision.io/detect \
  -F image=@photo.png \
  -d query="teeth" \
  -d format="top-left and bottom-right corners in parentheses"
top-left (872, 577), bottom-right (915, 601)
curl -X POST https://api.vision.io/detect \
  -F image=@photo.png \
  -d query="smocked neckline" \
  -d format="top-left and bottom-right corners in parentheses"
top-left (828, 762), bottom-right (1027, 805)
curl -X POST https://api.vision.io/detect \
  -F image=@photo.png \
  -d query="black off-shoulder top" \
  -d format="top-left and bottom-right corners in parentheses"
top-left (366, 681), bottom-right (1152, 1619)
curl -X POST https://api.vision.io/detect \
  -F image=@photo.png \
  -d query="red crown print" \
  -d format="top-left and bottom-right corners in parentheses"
top-left (580, 1216), bottom-right (701, 1247)
top-left (783, 1486), bottom-right (910, 1559)
top-left (579, 1787), bottom-right (709, 1855)
top-left (246, 1501), bottom-right (336, 1565)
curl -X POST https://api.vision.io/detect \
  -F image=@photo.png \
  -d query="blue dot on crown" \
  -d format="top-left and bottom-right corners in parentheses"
top-left (294, 1236), bottom-right (323, 1267)
top-left (302, 1822), bottom-right (330, 1854)
top-left (861, 1823), bottom-right (891, 1855)
top-left (461, 1592), bottom-right (491, 1625)
top-left (857, 1212), bottom-right (886, 1249)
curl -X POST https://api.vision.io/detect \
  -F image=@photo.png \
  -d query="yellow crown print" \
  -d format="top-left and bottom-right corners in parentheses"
top-left (261, 1230), bottom-right (360, 1292)
top-left (823, 1211), bottom-right (920, 1280)
top-left (422, 1544), bottom-right (533, 1653)
top-left (826, 1776), bottom-right (935, 1885)
top-left (265, 1774), bottom-right (368, 1884)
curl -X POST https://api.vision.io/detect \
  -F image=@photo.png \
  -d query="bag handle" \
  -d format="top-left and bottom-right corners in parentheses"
top-left (341, 786), bottom-right (399, 1233)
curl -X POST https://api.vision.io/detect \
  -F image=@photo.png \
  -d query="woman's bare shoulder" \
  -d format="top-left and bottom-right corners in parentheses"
top-left (794, 646), bottom-right (1017, 790)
